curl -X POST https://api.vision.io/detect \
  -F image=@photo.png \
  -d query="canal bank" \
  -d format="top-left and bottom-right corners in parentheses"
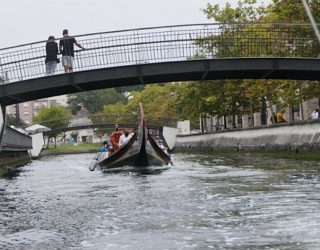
top-left (0, 152), bottom-right (31, 178)
top-left (174, 120), bottom-right (320, 153)
top-left (38, 143), bottom-right (100, 158)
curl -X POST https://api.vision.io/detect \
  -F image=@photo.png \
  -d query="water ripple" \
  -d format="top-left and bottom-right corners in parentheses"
top-left (0, 153), bottom-right (320, 249)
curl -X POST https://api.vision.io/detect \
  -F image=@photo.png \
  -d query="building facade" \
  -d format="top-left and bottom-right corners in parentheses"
top-left (6, 95), bottom-right (68, 125)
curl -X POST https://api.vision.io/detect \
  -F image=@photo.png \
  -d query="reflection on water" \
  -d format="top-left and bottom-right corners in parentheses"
top-left (1, 152), bottom-right (320, 249)
top-left (0, 165), bottom-right (24, 179)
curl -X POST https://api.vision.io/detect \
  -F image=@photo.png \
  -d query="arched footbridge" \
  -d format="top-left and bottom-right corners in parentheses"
top-left (1, 23), bottom-right (320, 146)
top-left (1, 23), bottom-right (320, 106)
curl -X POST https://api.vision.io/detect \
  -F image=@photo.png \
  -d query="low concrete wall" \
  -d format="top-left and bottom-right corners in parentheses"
top-left (29, 133), bottom-right (45, 159)
top-left (174, 121), bottom-right (320, 151)
top-left (163, 126), bottom-right (179, 150)
top-left (1, 126), bottom-right (32, 152)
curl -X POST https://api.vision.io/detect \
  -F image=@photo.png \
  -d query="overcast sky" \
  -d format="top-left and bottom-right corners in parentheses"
top-left (0, 0), bottom-right (271, 48)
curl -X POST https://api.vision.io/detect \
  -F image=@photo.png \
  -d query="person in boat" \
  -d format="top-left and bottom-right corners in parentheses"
top-left (99, 141), bottom-right (113, 153)
top-left (96, 141), bottom-right (113, 162)
top-left (109, 125), bottom-right (122, 152)
top-left (155, 137), bottom-right (168, 154)
top-left (119, 130), bottom-right (132, 147)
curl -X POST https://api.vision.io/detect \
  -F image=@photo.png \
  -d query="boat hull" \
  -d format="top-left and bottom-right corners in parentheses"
top-left (98, 127), bottom-right (171, 169)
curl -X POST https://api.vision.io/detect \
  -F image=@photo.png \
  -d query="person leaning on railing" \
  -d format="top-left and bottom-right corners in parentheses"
top-left (45, 36), bottom-right (59, 76)
top-left (59, 29), bottom-right (85, 73)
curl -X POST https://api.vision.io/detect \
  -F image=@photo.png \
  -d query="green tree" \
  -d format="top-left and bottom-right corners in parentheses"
top-left (90, 102), bottom-right (134, 125)
top-left (33, 105), bottom-right (70, 148)
top-left (67, 89), bottom-right (127, 114)
top-left (203, 0), bottom-right (266, 23)
top-left (125, 84), bottom-right (178, 126)
top-left (103, 102), bottom-right (135, 124)
top-left (6, 114), bottom-right (26, 127)
top-left (173, 80), bottom-right (255, 129)
top-left (193, 0), bottom-right (320, 125)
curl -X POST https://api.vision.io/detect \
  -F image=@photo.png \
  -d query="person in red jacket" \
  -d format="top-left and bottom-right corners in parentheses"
top-left (109, 125), bottom-right (122, 152)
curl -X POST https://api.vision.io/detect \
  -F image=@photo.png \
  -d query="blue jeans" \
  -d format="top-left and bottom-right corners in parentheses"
top-left (46, 61), bottom-right (57, 76)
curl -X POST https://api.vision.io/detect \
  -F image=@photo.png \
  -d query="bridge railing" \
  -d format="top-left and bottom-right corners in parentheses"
top-left (0, 23), bottom-right (319, 83)
top-left (18, 114), bottom-right (178, 132)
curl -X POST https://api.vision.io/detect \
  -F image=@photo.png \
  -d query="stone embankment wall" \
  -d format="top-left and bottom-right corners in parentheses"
top-left (174, 121), bottom-right (320, 152)
top-left (0, 152), bottom-right (31, 168)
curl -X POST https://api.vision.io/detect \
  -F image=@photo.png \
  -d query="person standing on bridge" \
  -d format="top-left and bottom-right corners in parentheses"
top-left (45, 36), bottom-right (59, 75)
top-left (59, 29), bottom-right (85, 73)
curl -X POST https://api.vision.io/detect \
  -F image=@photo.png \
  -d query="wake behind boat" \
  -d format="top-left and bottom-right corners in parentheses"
top-left (89, 103), bottom-right (173, 170)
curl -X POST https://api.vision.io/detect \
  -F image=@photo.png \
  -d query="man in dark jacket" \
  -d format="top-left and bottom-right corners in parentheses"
top-left (45, 36), bottom-right (59, 75)
top-left (59, 29), bottom-right (85, 73)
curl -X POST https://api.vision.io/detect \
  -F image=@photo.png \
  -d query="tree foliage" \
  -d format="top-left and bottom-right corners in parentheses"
top-left (125, 84), bottom-right (178, 125)
top-left (203, 0), bottom-right (266, 23)
top-left (6, 114), bottom-right (26, 127)
top-left (99, 84), bottom-right (179, 126)
top-left (32, 105), bottom-right (71, 147)
top-left (67, 89), bottom-right (127, 114)
top-left (175, 0), bottom-right (320, 124)
top-left (33, 105), bottom-right (70, 130)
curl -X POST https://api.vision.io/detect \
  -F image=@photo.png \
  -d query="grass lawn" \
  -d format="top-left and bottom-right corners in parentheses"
top-left (45, 143), bottom-right (101, 152)
top-left (251, 150), bottom-right (320, 161)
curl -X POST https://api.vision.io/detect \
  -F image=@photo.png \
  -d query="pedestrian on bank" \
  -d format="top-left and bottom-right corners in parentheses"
top-left (270, 112), bottom-right (277, 124)
top-left (59, 29), bottom-right (85, 73)
top-left (311, 108), bottom-right (319, 120)
top-left (45, 36), bottom-right (59, 75)
top-left (276, 110), bottom-right (287, 123)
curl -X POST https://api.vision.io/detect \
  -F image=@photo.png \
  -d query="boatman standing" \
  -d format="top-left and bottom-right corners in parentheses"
top-left (109, 125), bottom-right (122, 152)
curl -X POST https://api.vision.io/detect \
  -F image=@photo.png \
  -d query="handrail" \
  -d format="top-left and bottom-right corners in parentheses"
top-left (0, 22), bottom-right (317, 51)
top-left (0, 22), bottom-right (319, 84)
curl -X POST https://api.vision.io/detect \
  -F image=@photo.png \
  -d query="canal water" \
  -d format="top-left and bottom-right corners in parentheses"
top-left (1, 153), bottom-right (320, 249)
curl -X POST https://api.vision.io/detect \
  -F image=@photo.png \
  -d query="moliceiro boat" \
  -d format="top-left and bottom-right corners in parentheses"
top-left (89, 103), bottom-right (173, 170)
